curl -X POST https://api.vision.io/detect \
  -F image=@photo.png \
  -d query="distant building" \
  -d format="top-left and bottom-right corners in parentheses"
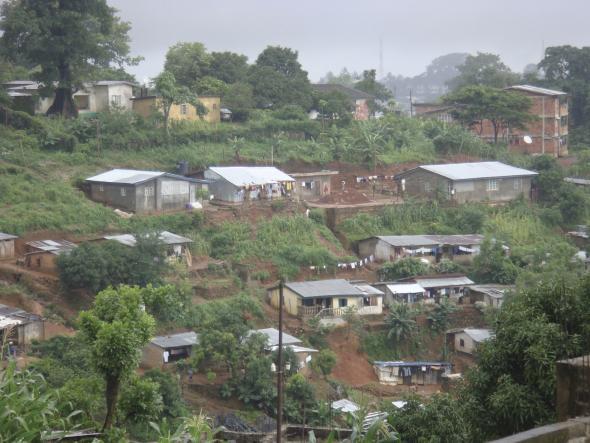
top-left (373, 361), bottom-right (451, 385)
top-left (447, 328), bottom-right (493, 356)
top-left (395, 274), bottom-right (474, 303)
top-left (3, 80), bottom-right (135, 114)
top-left (413, 103), bottom-right (454, 123)
top-left (204, 166), bottom-right (295, 204)
top-left (289, 170), bottom-right (338, 201)
top-left (85, 169), bottom-right (210, 214)
top-left (24, 239), bottom-right (77, 271)
top-left (0, 304), bottom-right (44, 351)
top-left (132, 95), bottom-right (221, 123)
top-left (0, 233), bottom-right (17, 259)
top-left (395, 161), bottom-right (537, 203)
top-left (465, 284), bottom-right (514, 308)
top-left (358, 234), bottom-right (484, 264)
top-left (268, 279), bottom-right (384, 319)
top-left (141, 332), bottom-right (199, 368)
top-left (248, 328), bottom-right (318, 369)
top-left (103, 231), bottom-right (193, 264)
top-left (311, 84), bottom-right (374, 121)
top-left (371, 282), bottom-right (428, 305)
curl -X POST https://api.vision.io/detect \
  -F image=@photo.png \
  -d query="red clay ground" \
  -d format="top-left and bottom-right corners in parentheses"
top-left (326, 327), bottom-right (378, 387)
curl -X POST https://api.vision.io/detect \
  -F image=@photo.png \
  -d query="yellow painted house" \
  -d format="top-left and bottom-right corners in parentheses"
top-left (132, 95), bottom-right (221, 123)
top-left (268, 279), bottom-right (383, 319)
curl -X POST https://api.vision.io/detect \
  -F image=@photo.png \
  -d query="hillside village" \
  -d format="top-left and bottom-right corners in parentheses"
top-left (2, 1), bottom-right (590, 443)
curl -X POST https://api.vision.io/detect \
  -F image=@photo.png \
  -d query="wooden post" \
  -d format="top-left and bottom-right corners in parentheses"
top-left (277, 280), bottom-right (284, 443)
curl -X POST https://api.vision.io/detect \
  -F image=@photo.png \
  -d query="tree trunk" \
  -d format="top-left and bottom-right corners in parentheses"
top-left (492, 120), bottom-right (499, 144)
top-left (103, 375), bottom-right (121, 430)
top-left (47, 62), bottom-right (78, 118)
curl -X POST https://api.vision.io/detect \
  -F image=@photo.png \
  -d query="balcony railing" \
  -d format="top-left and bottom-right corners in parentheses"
top-left (298, 304), bottom-right (382, 319)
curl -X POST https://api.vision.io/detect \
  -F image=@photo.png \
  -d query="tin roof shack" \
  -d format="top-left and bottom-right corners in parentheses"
top-left (446, 328), bottom-right (493, 356)
top-left (372, 282), bottom-right (428, 305)
top-left (248, 328), bottom-right (318, 370)
top-left (373, 361), bottom-right (451, 386)
top-left (397, 274), bottom-right (474, 303)
top-left (268, 279), bottom-right (383, 319)
top-left (141, 332), bottom-right (199, 368)
top-left (204, 166), bottom-right (295, 204)
top-left (86, 169), bottom-right (210, 214)
top-left (0, 304), bottom-right (44, 351)
top-left (104, 231), bottom-right (193, 264)
top-left (290, 170), bottom-right (339, 201)
top-left (358, 234), bottom-right (484, 264)
top-left (395, 161), bottom-right (537, 204)
top-left (24, 240), bottom-right (77, 272)
top-left (0, 233), bottom-right (17, 259)
top-left (465, 284), bottom-right (514, 308)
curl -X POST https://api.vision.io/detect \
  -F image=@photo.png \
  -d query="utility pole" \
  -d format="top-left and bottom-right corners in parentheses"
top-left (542, 96), bottom-right (546, 155)
top-left (379, 36), bottom-right (384, 79)
top-left (276, 280), bottom-right (284, 443)
top-left (409, 89), bottom-right (413, 117)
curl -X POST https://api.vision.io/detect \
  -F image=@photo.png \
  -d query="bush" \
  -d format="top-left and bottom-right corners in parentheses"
top-left (378, 257), bottom-right (430, 281)
top-left (311, 349), bottom-right (337, 377)
top-left (308, 208), bottom-right (325, 225)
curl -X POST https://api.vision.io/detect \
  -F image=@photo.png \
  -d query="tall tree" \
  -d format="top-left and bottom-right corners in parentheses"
top-left (448, 52), bottom-right (520, 90)
top-left (0, 0), bottom-right (139, 117)
top-left (538, 46), bottom-right (590, 129)
top-left (248, 46), bottom-right (312, 109)
top-left (208, 51), bottom-right (249, 84)
top-left (78, 285), bottom-right (155, 430)
top-left (164, 42), bottom-right (211, 91)
top-left (355, 69), bottom-right (393, 111)
top-left (443, 85), bottom-right (533, 144)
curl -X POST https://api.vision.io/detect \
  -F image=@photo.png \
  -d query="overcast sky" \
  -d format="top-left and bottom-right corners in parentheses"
top-left (109, 0), bottom-right (590, 83)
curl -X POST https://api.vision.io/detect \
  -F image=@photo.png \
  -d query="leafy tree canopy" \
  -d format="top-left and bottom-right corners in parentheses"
top-left (0, 0), bottom-right (139, 117)
top-left (448, 52), bottom-right (520, 90)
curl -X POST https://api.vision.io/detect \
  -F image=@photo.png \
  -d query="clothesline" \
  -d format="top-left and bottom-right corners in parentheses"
top-left (309, 255), bottom-right (375, 272)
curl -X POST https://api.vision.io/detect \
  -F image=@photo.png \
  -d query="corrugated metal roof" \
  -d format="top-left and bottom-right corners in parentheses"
top-left (0, 233), bottom-right (17, 241)
top-left (506, 85), bottom-right (566, 96)
top-left (286, 279), bottom-right (365, 298)
top-left (418, 162), bottom-right (537, 181)
top-left (151, 332), bottom-right (199, 349)
top-left (565, 177), bottom-right (590, 186)
top-left (26, 239), bottom-right (77, 255)
top-left (94, 80), bottom-right (136, 87)
top-left (287, 344), bottom-right (318, 354)
top-left (409, 275), bottom-right (474, 288)
top-left (207, 166), bottom-right (294, 187)
top-left (386, 283), bottom-right (426, 294)
top-left (470, 284), bottom-right (513, 298)
top-left (104, 231), bottom-right (192, 247)
top-left (374, 234), bottom-right (483, 247)
top-left (332, 399), bottom-right (360, 413)
top-left (374, 361), bottom-right (451, 367)
top-left (0, 304), bottom-right (42, 329)
top-left (86, 169), bottom-right (164, 184)
top-left (248, 328), bottom-right (302, 347)
top-left (354, 284), bottom-right (384, 296)
top-left (462, 328), bottom-right (493, 342)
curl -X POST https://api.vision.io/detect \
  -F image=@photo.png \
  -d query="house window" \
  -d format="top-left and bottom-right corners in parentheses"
top-left (338, 298), bottom-right (348, 308)
top-left (111, 95), bottom-right (122, 106)
top-left (459, 339), bottom-right (465, 347)
top-left (212, 103), bottom-right (218, 110)
top-left (98, 184), bottom-right (104, 192)
top-left (120, 187), bottom-right (126, 197)
top-left (560, 135), bottom-right (568, 146)
top-left (561, 116), bottom-right (568, 127)
top-left (180, 103), bottom-right (188, 115)
top-left (487, 179), bottom-right (498, 191)
top-left (144, 186), bottom-right (154, 197)
top-left (424, 182), bottom-right (431, 192)
top-left (513, 178), bottom-right (523, 190)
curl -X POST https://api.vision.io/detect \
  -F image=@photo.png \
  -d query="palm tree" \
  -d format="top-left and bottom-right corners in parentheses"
top-left (386, 303), bottom-right (418, 346)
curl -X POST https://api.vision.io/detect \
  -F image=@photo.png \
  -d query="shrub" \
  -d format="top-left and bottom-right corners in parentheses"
top-left (311, 349), bottom-right (337, 377)
top-left (378, 257), bottom-right (430, 281)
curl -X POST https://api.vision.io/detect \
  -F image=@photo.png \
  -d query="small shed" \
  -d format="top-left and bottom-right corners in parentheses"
top-left (24, 240), bottom-right (77, 271)
top-left (204, 166), bottom-right (295, 204)
top-left (397, 274), bottom-right (474, 303)
top-left (141, 331), bottom-right (199, 367)
top-left (0, 304), bottom-right (44, 351)
top-left (86, 169), bottom-right (210, 214)
top-left (0, 232), bottom-right (17, 259)
top-left (466, 284), bottom-right (514, 308)
top-left (248, 327), bottom-right (318, 369)
top-left (371, 282), bottom-right (428, 305)
top-left (373, 361), bottom-right (451, 385)
top-left (103, 231), bottom-right (193, 262)
top-left (289, 170), bottom-right (339, 201)
top-left (358, 234), bottom-right (484, 264)
top-left (447, 328), bottom-right (493, 356)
